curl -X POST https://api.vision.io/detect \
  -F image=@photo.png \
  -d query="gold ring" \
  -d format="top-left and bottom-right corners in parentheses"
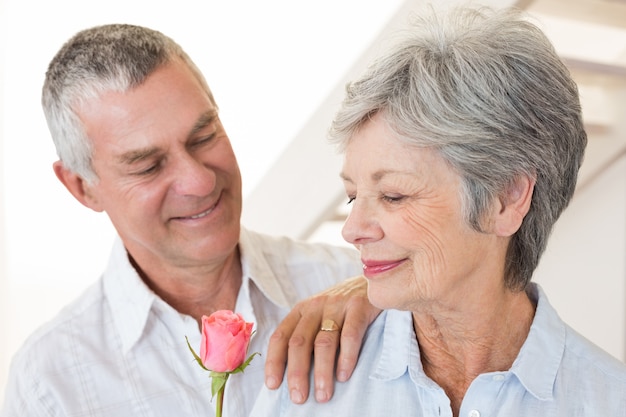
top-left (320, 319), bottom-right (340, 332)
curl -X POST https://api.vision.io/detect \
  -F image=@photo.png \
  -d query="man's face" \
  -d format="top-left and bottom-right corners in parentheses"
top-left (75, 60), bottom-right (243, 271)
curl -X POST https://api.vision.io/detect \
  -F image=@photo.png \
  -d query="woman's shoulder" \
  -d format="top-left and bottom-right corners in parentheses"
top-left (562, 323), bottom-right (626, 382)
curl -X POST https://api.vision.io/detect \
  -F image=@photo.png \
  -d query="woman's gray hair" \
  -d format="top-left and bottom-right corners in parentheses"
top-left (329, 7), bottom-right (587, 290)
top-left (42, 24), bottom-right (215, 183)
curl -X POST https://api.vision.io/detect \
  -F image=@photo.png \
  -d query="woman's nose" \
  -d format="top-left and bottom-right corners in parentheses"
top-left (341, 199), bottom-right (383, 246)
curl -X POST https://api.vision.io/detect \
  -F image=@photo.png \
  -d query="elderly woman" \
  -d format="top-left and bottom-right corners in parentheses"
top-left (252, 6), bottom-right (626, 417)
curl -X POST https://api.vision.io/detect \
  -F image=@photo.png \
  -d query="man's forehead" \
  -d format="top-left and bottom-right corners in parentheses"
top-left (111, 109), bottom-right (220, 163)
top-left (76, 65), bottom-right (218, 147)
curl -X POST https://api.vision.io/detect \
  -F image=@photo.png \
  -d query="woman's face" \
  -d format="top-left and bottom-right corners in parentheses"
top-left (341, 113), bottom-right (506, 311)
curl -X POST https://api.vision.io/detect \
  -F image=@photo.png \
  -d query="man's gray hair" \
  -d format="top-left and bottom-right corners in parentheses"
top-left (42, 24), bottom-right (215, 183)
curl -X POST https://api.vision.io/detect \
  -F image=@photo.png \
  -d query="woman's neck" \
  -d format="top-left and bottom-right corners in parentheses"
top-left (412, 286), bottom-right (536, 416)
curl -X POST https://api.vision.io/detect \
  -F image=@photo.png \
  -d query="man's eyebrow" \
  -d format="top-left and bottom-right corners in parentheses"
top-left (188, 110), bottom-right (219, 139)
top-left (117, 147), bottom-right (161, 165)
top-left (116, 110), bottom-right (219, 165)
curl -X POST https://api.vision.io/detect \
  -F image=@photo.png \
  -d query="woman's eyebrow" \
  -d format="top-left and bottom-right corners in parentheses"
top-left (340, 169), bottom-right (408, 183)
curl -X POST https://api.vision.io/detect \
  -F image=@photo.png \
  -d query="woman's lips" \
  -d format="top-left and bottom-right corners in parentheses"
top-left (362, 259), bottom-right (407, 278)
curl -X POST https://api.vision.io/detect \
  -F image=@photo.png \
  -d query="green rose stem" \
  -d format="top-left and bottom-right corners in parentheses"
top-left (211, 372), bottom-right (227, 417)
top-left (186, 337), bottom-right (259, 417)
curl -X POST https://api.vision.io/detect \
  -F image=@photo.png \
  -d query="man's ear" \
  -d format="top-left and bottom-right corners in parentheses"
top-left (493, 175), bottom-right (536, 237)
top-left (52, 160), bottom-right (104, 212)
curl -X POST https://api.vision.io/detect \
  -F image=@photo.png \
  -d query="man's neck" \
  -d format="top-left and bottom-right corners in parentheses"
top-left (129, 247), bottom-right (243, 324)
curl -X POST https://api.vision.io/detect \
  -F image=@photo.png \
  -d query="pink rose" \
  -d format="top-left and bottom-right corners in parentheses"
top-left (199, 310), bottom-right (254, 373)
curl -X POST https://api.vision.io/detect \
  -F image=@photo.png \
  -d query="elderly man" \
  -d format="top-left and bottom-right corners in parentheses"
top-left (0, 24), bottom-right (378, 417)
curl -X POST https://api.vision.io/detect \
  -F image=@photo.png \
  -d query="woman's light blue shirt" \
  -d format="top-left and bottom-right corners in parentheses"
top-left (252, 284), bottom-right (626, 417)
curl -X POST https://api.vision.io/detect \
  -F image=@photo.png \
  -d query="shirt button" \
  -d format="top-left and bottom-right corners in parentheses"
top-left (469, 410), bottom-right (480, 417)
top-left (493, 374), bottom-right (505, 381)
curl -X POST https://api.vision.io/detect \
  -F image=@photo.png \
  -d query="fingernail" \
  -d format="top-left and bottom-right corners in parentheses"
top-left (266, 376), bottom-right (278, 389)
top-left (337, 370), bottom-right (348, 382)
top-left (290, 389), bottom-right (304, 404)
top-left (315, 389), bottom-right (329, 403)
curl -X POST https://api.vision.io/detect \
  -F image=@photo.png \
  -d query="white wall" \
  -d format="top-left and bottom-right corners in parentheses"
top-left (0, 0), bottom-right (8, 403)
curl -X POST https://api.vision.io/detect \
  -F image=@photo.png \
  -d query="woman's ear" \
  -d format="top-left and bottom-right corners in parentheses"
top-left (493, 175), bottom-right (536, 237)
top-left (52, 160), bottom-right (104, 212)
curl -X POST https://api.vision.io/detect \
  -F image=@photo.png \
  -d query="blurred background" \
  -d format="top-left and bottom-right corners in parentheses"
top-left (1, 0), bottom-right (625, 406)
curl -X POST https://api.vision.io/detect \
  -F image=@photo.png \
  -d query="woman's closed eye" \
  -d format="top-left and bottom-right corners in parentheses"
top-left (345, 194), bottom-right (406, 205)
top-left (382, 194), bottom-right (405, 203)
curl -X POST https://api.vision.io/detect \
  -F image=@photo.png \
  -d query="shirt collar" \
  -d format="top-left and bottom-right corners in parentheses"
top-left (237, 227), bottom-right (292, 309)
top-left (510, 283), bottom-right (565, 400)
top-left (103, 228), bottom-right (291, 355)
top-left (368, 284), bottom-right (566, 399)
top-left (370, 309), bottom-right (440, 388)
top-left (102, 236), bottom-right (157, 354)
top-left (371, 310), bottom-right (410, 380)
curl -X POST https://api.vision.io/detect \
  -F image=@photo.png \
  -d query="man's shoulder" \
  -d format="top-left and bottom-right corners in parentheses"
top-left (241, 228), bottom-right (360, 266)
top-left (239, 228), bottom-right (362, 305)
top-left (9, 280), bottom-right (107, 371)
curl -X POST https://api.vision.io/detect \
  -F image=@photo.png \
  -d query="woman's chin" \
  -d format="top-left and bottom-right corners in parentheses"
top-left (366, 292), bottom-right (399, 311)
top-left (366, 280), bottom-right (406, 310)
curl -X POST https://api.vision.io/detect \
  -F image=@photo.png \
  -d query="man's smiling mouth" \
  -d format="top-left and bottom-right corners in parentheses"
top-left (173, 196), bottom-right (221, 221)
top-left (188, 206), bottom-right (214, 219)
